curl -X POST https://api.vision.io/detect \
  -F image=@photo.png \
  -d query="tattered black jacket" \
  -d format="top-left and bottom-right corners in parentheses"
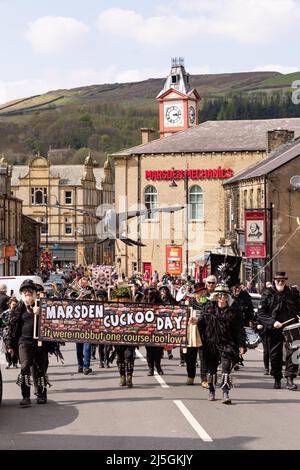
top-left (257, 286), bottom-right (300, 330)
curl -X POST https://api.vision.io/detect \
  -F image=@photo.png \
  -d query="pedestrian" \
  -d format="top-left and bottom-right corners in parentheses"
top-left (0, 283), bottom-right (9, 314)
top-left (6, 280), bottom-right (50, 407)
top-left (0, 296), bottom-right (19, 368)
top-left (257, 271), bottom-right (300, 390)
top-left (192, 284), bottom-right (246, 404)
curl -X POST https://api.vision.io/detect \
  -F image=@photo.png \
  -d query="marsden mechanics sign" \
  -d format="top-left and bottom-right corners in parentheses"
top-left (145, 167), bottom-right (234, 180)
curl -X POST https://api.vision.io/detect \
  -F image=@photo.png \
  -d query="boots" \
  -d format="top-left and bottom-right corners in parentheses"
top-left (126, 374), bottom-right (133, 388)
top-left (221, 373), bottom-right (232, 404)
top-left (155, 361), bottom-right (164, 375)
top-left (20, 383), bottom-right (31, 408)
top-left (286, 377), bottom-right (297, 390)
top-left (36, 387), bottom-right (47, 404)
top-left (118, 361), bottom-right (127, 386)
top-left (147, 368), bottom-right (154, 376)
top-left (126, 361), bottom-right (134, 388)
top-left (273, 379), bottom-right (281, 389)
top-left (207, 374), bottom-right (215, 401)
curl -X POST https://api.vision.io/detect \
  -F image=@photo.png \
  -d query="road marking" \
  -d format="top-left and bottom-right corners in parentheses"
top-left (174, 400), bottom-right (213, 442)
top-left (256, 348), bottom-right (263, 353)
top-left (136, 349), bottom-right (169, 388)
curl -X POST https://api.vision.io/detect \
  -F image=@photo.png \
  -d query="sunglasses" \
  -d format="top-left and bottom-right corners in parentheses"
top-left (275, 279), bottom-right (286, 283)
top-left (207, 282), bottom-right (216, 285)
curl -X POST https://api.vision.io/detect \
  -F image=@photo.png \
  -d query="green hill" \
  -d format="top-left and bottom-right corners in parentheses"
top-left (0, 69), bottom-right (299, 164)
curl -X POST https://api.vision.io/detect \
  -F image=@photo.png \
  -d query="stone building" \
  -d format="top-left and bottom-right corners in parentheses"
top-left (11, 154), bottom-right (114, 266)
top-left (112, 119), bottom-right (300, 277)
top-left (223, 131), bottom-right (300, 286)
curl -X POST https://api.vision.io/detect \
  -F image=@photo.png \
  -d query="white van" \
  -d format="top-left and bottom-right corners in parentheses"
top-left (0, 276), bottom-right (44, 299)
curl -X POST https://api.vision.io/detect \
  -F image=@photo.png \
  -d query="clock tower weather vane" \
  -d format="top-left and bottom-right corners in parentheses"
top-left (157, 57), bottom-right (200, 138)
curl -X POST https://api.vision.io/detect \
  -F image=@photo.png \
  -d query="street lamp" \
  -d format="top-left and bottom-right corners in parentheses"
top-left (169, 169), bottom-right (189, 276)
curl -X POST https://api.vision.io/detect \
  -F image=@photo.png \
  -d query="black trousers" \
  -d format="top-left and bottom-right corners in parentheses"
top-left (145, 346), bottom-right (164, 370)
top-left (185, 347), bottom-right (207, 380)
top-left (261, 334), bottom-right (270, 370)
top-left (204, 350), bottom-right (232, 375)
top-left (98, 344), bottom-right (113, 364)
top-left (115, 345), bottom-right (135, 375)
top-left (267, 330), bottom-right (298, 380)
top-left (18, 341), bottom-right (48, 398)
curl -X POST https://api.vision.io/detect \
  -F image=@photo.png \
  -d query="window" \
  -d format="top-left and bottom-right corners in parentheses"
top-left (31, 188), bottom-right (47, 205)
top-left (65, 224), bottom-right (72, 234)
top-left (144, 186), bottom-right (158, 219)
top-left (65, 191), bottom-right (72, 204)
top-left (171, 74), bottom-right (179, 84)
top-left (257, 188), bottom-right (261, 208)
top-left (39, 217), bottom-right (48, 234)
top-left (189, 185), bottom-right (203, 220)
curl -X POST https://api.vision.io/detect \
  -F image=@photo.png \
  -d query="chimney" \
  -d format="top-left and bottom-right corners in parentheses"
top-left (267, 129), bottom-right (294, 153)
top-left (0, 156), bottom-right (12, 196)
top-left (141, 128), bottom-right (156, 145)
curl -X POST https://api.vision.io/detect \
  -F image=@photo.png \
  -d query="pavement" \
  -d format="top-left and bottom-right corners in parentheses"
top-left (0, 344), bottom-right (300, 450)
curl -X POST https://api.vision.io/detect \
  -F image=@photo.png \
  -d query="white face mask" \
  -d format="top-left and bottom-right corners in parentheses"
top-left (22, 291), bottom-right (37, 306)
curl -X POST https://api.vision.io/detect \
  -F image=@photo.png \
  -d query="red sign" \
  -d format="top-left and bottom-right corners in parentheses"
top-left (245, 245), bottom-right (266, 258)
top-left (145, 167), bottom-right (234, 181)
top-left (4, 246), bottom-right (15, 257)
top-left (166, 245), bottom-right (182, 276)
top-left (245, 210), bottom-right (266, 258)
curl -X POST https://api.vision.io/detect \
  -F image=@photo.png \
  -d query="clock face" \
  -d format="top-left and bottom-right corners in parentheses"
top-left (189, 106), bottom-right (196, 124)
top-left (165, 105), bottom-right (182, 124)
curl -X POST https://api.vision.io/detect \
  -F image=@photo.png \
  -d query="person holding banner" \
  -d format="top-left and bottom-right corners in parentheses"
top-left (6, 280), bottom-right (50, 408)
top-left (144, 288), bottom-right (165, 376)
top-left (115, 345), bottom-right (136, 388)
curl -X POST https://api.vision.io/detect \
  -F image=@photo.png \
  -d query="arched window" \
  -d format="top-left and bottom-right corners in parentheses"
top-left (189, 185), bottom-right (203, 220)
top-left (144, 185), bottom-right (158, 219)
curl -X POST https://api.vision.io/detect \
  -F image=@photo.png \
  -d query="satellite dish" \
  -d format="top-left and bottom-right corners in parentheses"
top-left (290, 175), bottom-right (300, 189)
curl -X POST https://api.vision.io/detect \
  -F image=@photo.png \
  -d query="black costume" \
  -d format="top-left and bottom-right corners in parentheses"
top-left (115, 345), bottom-right (136, 387)
top-left (258, 284), bottom-right (300, 388)
top-left (7, 301), bottom-right (50, 405)
top-left (199, 299), bottom-right (246, 401)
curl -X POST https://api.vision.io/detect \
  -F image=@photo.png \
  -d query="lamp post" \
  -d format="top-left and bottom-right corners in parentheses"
top-left (169, 168), bottom-right (189, 276)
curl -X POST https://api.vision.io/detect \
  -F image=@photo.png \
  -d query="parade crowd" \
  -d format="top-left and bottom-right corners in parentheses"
top-left (1, 264), bottom-right (300, 408)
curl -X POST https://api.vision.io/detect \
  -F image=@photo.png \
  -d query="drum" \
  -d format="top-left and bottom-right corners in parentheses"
top-left (282, 322), bottom-right (300, 349)
top-left (244, 327), bottom-right (261, 349)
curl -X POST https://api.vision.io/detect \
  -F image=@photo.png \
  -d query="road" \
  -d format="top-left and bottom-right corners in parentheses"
top-left (0, 344), bottom-right (299, 450)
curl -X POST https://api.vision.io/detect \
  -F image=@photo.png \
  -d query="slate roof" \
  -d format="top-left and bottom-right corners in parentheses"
top-left (11, 165), bottom-right (104, 189)
top-left (111, 118), bottom-right (300, 156)
top-left (224, 137), bottom-right (300, 185)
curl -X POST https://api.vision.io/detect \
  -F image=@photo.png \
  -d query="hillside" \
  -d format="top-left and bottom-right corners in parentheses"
top-left (0, 70), bottom-right (300, 164)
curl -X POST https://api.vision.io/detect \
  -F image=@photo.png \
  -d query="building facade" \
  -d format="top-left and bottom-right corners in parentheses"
top-left (11, 155), bottom-right (114, 266)
top-left (111, 62), bottom-right (300, 277)
top-left (223, 131), bottom-right (300, 286)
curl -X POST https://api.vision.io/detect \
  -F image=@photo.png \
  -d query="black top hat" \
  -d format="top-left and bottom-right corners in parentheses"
top-left (19, 279), bottom-right (41, 293)
top-left (194, 282), bottom-right (206, 292)
top-left (273, 271), bottom-right (288, 280)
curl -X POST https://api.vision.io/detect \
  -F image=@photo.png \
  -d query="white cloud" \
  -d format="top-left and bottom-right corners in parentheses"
top-left (96, 1), bottom-right (300, 46)
top-left (25, 16), bottom-right (89, 54)
top-left (252, 64), bottom-right (300, 74)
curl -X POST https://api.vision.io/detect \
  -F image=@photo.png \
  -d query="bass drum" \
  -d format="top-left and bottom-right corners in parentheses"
top-left (244, 327), bottom-right (261, 349)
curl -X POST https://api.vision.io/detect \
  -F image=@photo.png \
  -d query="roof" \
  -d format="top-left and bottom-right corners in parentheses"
top-left (111, 118), bottom-right (300, 156)
top-left (11, 165), bottom-right (104, 189)
top-left (224, 137), bottom-right (300, 185)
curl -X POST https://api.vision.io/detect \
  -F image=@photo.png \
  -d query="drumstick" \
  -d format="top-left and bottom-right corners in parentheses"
top-left (281, 318), bottom-right (295, 326)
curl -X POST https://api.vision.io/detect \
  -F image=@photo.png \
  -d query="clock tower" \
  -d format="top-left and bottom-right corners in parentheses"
top-left (157, 57), bottom-right (200, 138)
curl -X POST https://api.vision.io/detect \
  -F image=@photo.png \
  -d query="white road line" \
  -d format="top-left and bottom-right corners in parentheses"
top-left (136, 349), bottom-right (169, 388)
top-left (174, 400), bottom-right (213, 442)
top-left (256, 348), bottom-right (263, 353)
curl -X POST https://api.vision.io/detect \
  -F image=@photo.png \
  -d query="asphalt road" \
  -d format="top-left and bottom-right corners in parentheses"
top-left (0, 344), bottom-right (300, 450)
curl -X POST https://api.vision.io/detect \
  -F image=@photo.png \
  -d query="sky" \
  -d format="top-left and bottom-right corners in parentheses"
top-left (0, 0), bottom-right (300, 103)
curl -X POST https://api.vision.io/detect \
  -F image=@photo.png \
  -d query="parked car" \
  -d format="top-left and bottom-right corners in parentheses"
top-left (0, 275), bottom-right (44, 299)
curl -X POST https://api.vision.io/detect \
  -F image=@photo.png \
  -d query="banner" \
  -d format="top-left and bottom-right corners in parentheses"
top-left (166, 245), bottom-right (182, 276)
top-left (245, 209), bottom-right (266, 258)
top-left (37, 299), bottom-right (188, 347)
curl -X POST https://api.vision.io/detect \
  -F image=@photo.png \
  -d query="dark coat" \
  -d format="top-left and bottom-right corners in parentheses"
top-left (0, 293), bottom-right (10, 314)
top-left (198, 300), bottom-right (246, 361)
top-left (6, 300), bottom-right (30, 351)
top-left (233, 289), bottom-right (255, 326)
top-left (257, 285), bottom-right (300, 330)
